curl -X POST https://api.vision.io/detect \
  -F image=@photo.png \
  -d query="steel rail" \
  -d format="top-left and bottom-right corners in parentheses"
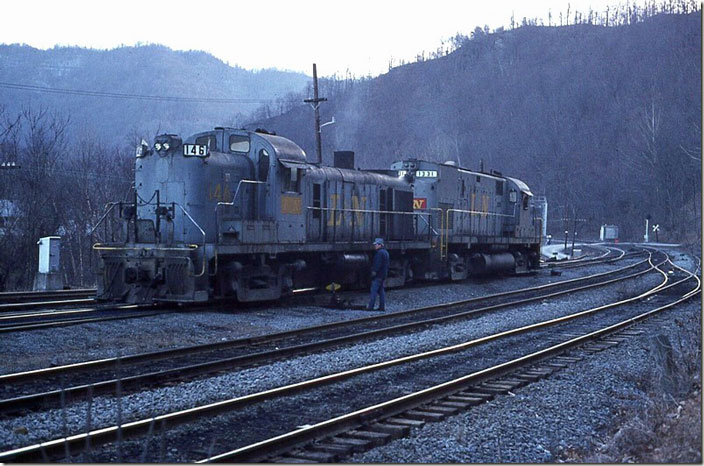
top-left (544, 245), bottom-right (625, 268)
top-left (0, 298), bottom-right (96, 312)
top-left (553, 247), bottom-right (626, 268)
top-left (0, 289), bottom-right (95, 303)
top-left (0, 252), bottom-right (683, 462)
top-left (0, 306), bottom-right (122, 322)
top-left (203, 256), bottom-right (699, 463)
top-left (0, 307), bottom-right (157, 333)
top-left (542, 244), bottom-right (612, 264)
top-left (0, 251), bottom-right (656, 388)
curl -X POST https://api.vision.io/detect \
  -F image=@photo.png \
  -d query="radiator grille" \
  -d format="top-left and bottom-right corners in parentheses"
top-left (166, 261), bottom-right (189, 296)
top-left (103, 261), bottom-right (125, 297)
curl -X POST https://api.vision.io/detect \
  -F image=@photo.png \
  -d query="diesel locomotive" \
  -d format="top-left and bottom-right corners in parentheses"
top-left (92, 128), bottom-right (541, 304)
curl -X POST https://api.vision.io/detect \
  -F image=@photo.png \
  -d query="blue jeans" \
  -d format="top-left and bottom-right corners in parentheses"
top-left (367, 278), bottom-right (385, 310)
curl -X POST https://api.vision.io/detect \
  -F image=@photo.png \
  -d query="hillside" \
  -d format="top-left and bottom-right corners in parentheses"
top-left (0, 44), bottom-right (309, 141)
top-left (253, 12), bottom-right (701, 242)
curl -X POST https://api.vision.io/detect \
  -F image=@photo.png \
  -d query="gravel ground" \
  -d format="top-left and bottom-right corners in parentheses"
top-left (0, 246), bottom-right (699, 462)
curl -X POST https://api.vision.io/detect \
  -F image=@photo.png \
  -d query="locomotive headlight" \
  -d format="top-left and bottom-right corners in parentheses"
top-left (152, 134), bottom-right (181, 156)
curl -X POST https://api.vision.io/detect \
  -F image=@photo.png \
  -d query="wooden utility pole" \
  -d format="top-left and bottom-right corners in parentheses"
top-left (304, 63), bottom-right (327, 165)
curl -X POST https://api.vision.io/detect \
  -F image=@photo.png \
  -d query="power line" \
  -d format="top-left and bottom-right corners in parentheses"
top-left (3, 165), bottom-right (132, 182)
top-left (0, 81), bottom-right (300, 105)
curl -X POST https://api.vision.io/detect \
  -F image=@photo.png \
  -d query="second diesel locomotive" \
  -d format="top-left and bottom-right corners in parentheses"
top-left (92, 128), bottom-right (541, 304)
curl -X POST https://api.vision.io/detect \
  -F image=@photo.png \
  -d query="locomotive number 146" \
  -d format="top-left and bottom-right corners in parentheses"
top-left (183, 144), bottom-right (210, 157)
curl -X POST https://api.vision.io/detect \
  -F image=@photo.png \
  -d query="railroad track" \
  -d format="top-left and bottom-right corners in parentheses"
top-left (1, 250), bottom-right (698, 462)
top-left (0, 289), bottom-right (96, 304)
top-left (0, 249), bottom-right (660, 414)
top-left (542, 244), bottom-right (634, 269)
top-left (0, 287), bottom-right (329, 333)
top-left (0, 304), bottom-right (164, 333)
top-left (0, 243), bottom-right (629, 311)
top-left (0, 289), bottom-right (96, 313)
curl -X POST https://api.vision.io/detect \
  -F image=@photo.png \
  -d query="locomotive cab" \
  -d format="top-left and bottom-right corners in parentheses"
top-left (504, 177), bottom-right (536, 240)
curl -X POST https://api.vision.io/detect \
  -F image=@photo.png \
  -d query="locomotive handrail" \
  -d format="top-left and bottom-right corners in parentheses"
top-left (174, 202), bottom-right (207, 277)
top-left (428, 207), bottom-right (444, 256)
top-left (213, 180), bottom-right (265, 277)
top-left (409, 208), bottom-right (443, 256)
top-left (442, 208), bottom-right (515, 260)
top-left (215, 179), bottom-right (266, 241)
top-left (92, 244), bottom-right (200, 252)
top-left (229, 180), bottom-right (266, 209)
top-left (307, 206), bottom-right (426, 215)
top-left (93, 203), bottom-right (208, 279)
top-left (416, 211), bottom-right (440, 237)
top-left (445, 208), bottom-right (514, 219)
top-left (88, 202), bottom-right (121, 236)
top-left (305, 206), bottom-right (426, 243)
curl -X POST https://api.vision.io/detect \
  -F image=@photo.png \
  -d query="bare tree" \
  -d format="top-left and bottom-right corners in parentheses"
top-left (0, 108), bottom-right (69, 288)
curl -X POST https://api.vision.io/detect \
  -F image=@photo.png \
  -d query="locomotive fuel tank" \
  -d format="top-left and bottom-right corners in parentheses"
top-left (469, 252), bottom-right (516, 275)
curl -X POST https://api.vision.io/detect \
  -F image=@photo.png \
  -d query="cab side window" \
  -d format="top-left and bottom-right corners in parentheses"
top-left (229, 135), bottom-right (250, 153)
top-left (257, 149), bottom-right (270, 182)
top-left (509, 189), bottom-right (517, 203)
top-left (283, 168), bottom-right (301, 193)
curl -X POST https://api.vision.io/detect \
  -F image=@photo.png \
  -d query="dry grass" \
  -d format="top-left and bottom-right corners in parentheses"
top-left (581, 389), bottom-right (701, 463)
top-left (577, 310), bottom-right (702, 463)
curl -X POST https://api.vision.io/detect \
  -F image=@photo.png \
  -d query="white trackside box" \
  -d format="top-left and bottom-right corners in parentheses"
top-left (37, 236), bottom-right (61, 274)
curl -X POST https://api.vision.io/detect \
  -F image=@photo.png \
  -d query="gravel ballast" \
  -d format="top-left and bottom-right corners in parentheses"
top-left (0, 247), bottom-right (699, 462)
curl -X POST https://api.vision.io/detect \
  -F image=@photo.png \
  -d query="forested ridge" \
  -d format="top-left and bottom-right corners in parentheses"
top-left (0, 44), bottom-right (308, 140)
top-left (256, 11), bottom-right (701, 243)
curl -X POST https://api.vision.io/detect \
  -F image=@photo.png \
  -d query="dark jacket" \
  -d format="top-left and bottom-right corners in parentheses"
top-left (371, 247), bottom-right (390, 280)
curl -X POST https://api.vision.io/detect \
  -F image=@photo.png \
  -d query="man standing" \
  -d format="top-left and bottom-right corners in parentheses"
top-left (367, 237), bottom-right (389, 311)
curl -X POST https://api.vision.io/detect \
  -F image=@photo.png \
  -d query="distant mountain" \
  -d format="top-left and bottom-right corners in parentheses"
top-left (255, 12), bottom-right (701, 242)
top-left (0, 44), bottom-right (309, 142)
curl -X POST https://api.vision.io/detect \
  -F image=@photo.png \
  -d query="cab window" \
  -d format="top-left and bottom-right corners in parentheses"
top-left (283, 168), bottom-right (301, 193)
top-left (229, 135), bottom-right (250, 153)
top-left (195, 134), bottom-right (217, 151)
top-left (257, 149), bottom-right (270, 182)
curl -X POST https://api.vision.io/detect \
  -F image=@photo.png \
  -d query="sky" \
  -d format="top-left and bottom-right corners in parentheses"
top-left (2, 0), bottom-right (649, 77)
